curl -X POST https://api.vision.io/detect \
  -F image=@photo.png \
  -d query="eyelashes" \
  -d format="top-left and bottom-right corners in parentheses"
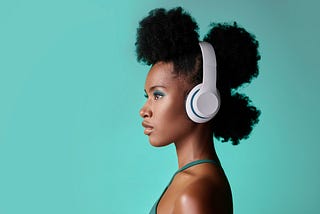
top-left (153, 90), bottom-right (165, 100)
top-left (144, 90), bottom-right (165, 100)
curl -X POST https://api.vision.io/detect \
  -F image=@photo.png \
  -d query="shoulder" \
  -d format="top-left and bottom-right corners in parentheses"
top-left (173, 177), bottom-right (232, 214)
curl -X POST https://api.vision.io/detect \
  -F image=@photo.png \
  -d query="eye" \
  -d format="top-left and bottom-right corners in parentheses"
top-left (153, 90), bottom-right (165, 100)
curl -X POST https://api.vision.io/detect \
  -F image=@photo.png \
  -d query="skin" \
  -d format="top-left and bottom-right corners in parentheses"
top-left (140, 61), bottom-right (233, 214)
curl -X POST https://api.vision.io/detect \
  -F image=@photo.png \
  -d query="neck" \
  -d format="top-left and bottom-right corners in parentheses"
top-left (173, 125), bottom-right (219, 169)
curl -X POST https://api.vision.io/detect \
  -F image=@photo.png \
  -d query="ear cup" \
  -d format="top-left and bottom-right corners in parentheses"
top-left (185, 42), bottom-right (220, 123)
top-left (186, 84), bottom-right (220, 123)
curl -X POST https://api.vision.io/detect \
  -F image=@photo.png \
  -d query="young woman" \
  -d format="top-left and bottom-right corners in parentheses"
top-left (136, 7), bottom-right (261, 214)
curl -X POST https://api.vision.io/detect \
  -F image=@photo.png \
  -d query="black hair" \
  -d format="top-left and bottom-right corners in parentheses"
top-left (135, 7), bottom-right (261, 145)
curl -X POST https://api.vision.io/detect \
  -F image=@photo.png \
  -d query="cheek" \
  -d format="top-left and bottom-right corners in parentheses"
top-left (155, 98), bottom-right (191, 137)
top-left (159, 98), bottom-right (186, 123)
top-left (171, 95), bottom-right (190, 121)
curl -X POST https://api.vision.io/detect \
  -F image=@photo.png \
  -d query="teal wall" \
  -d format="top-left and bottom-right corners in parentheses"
top-left (0, 0), bottom-right (319, 213)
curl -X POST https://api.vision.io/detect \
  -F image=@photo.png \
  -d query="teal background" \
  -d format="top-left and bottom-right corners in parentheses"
top-left (0, 0), bottom-right (319, 213)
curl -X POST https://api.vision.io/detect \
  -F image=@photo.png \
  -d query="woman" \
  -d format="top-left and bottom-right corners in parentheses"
top-left (136, 7), bottom-right (260, 214)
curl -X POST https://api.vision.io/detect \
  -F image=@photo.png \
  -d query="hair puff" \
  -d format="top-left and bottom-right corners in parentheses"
top-left (136, 7), bottom-right (200, 65)
top-left (204, 22), bottom-right (260, 90)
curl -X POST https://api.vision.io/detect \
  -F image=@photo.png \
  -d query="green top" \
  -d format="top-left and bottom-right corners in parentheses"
top-left (149, 159), bottom-right (219, 214)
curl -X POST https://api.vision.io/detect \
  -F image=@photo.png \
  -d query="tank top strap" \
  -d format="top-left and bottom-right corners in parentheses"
top-left (176, 159), bottom-right (219, 173)
top-left (167, 159), bottom-right (220, 185)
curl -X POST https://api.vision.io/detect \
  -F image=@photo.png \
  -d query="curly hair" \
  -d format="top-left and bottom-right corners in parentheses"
top-left (135, 7), bottom-right (261, 145)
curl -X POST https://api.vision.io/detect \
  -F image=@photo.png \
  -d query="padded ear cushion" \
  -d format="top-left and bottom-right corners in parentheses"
top-left (196, 91), bottom-right (219, 117)
top-left (186, 84), bottom-right (220, 123)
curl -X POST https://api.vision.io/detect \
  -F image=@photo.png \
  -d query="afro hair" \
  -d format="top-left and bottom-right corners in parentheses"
top-left (135, 7), bottom-right (261, 145)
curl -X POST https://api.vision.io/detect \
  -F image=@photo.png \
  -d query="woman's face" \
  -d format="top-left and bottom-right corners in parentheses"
top-left (140, 61), bottom-right (195, 147)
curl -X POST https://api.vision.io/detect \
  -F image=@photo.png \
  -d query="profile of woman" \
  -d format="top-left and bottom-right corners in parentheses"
top-left (136, 7), bottom-right (261, 214)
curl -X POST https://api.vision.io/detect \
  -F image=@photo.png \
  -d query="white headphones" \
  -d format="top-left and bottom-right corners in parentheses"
top-left (185, 42), bottom-right (220, 123)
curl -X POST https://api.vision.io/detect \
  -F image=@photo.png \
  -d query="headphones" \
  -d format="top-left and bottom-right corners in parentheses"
top-left (185, 42), bottom-right (220, 123)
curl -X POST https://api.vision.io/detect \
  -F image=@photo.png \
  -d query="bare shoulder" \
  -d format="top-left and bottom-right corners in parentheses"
top-left (173, 176), bottom-right (233, 214)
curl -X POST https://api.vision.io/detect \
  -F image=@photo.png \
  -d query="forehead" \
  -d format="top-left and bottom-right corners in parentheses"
top-left (145, 61), bottom-right (187, 90)
top-left (145, 62), bottom-right (174, 88)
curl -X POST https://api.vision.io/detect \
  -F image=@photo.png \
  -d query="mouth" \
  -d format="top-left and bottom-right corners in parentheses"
top-left (142, 121), bottom-right (154, 136)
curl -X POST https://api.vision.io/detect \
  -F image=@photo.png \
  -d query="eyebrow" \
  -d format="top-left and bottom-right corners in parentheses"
top-left (144, 85), bottom-right (167, 93)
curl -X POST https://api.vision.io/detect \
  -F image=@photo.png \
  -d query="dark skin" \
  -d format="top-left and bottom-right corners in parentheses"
top-left (140, 61), bottom-right (233, 214)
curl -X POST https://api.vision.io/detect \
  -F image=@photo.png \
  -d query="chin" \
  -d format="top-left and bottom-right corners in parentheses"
top-left (148, 137), bottom-right (171, 147)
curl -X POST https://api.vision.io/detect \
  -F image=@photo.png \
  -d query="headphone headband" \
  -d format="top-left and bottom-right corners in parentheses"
top-left (199, 42), bottom-right (217, 93)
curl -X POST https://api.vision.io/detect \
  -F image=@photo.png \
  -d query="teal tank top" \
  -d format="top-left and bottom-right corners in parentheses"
top-left (149, 159), bottom-right (219, 214)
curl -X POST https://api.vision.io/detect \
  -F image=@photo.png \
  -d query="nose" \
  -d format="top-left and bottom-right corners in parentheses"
top-left (139, 102), bottom-right (152, 118)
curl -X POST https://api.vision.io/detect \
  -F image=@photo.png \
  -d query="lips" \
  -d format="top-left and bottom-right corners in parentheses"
top-left (142, 121), bottom-right (154, 135)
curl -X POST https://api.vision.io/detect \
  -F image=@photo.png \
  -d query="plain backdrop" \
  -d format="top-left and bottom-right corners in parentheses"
top-left (0, 0), bottom-right (319, 213)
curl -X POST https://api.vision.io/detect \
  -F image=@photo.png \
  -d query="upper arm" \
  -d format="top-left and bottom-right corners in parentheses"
top-left (172, 179), bottom-right (232, 214)
top-left (173, 191), bottom-right (205, 214)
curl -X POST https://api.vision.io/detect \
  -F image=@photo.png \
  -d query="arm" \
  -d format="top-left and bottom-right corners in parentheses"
top-left (172, 178), bottom-right (232, 214)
